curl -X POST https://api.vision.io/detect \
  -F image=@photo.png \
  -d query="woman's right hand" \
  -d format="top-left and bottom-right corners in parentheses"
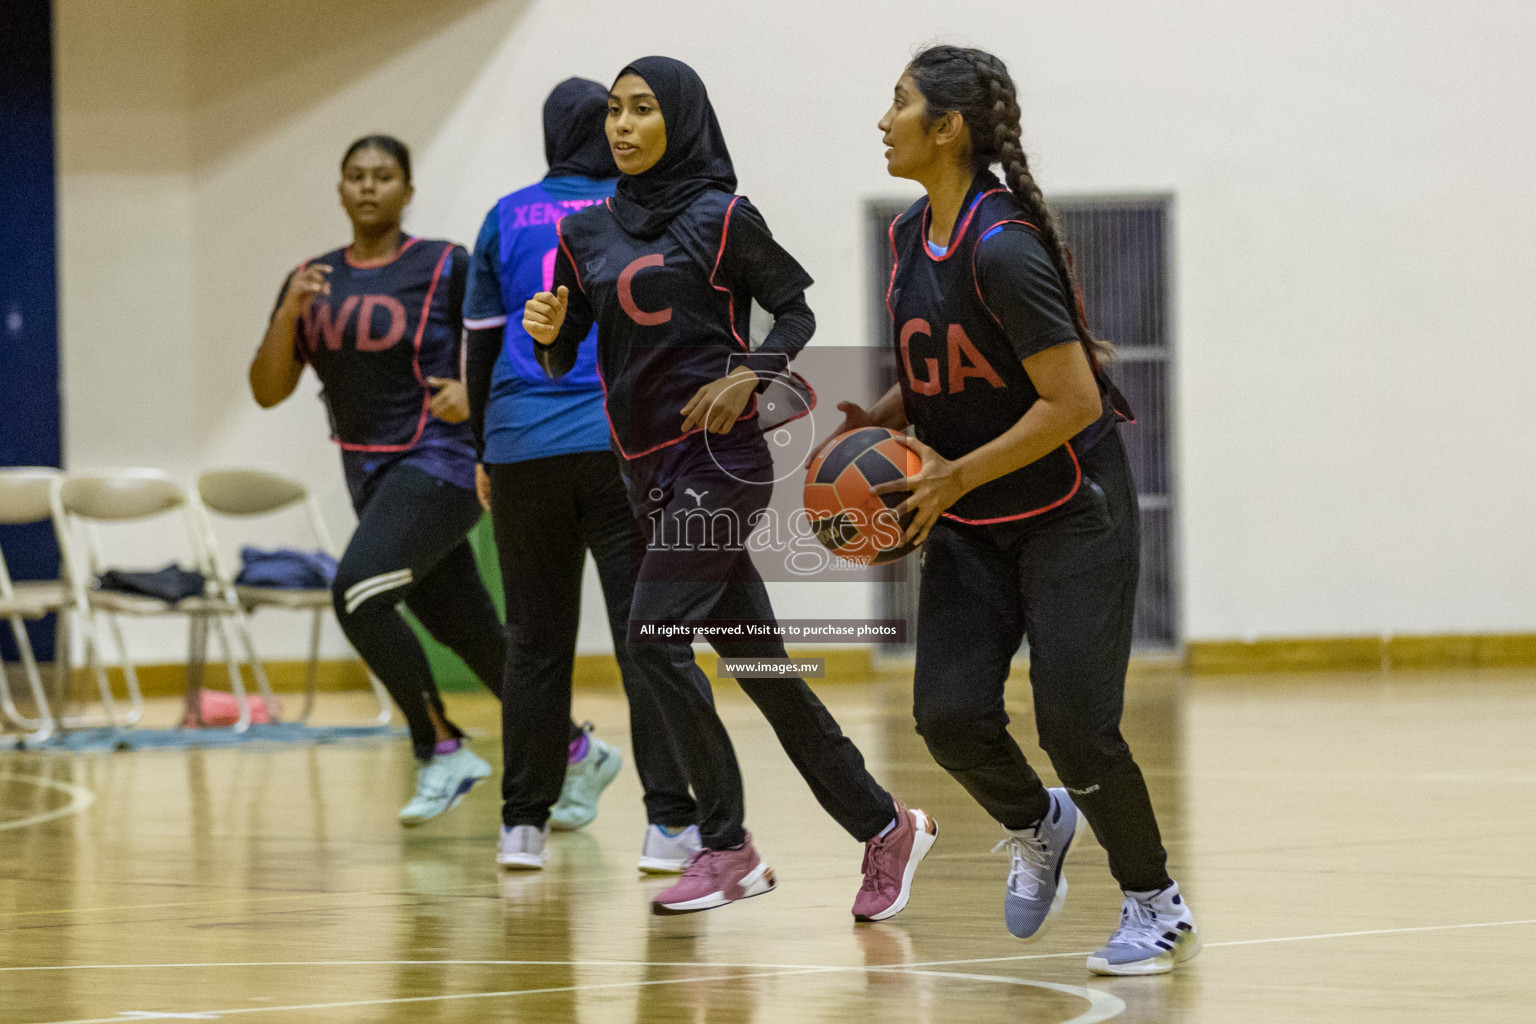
top-left (805, 400), bottom-right (877, 468)
top-left (523, 286), bottom-right (568, 346)
top-left (281, 264), bottom-right (332, 317)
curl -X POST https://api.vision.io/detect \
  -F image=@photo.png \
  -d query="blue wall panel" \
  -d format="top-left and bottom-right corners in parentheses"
top-left (0, 0), bottom-right (63, 662)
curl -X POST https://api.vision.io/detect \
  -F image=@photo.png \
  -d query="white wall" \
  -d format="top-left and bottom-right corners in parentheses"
top-left (55, 0), bottom-right (201, 659)
top-left (56, 0), bottom-right (1536, 660)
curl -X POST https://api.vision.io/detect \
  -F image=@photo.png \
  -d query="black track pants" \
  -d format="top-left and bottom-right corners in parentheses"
top-left (912, 428), bottom-right (1171, 892)
top-left (489, 451), bottom-right (696, 829)
top-left (624, 430), bottom-right (896, 851)
top-left (331, 464), bottom-right (504, 761)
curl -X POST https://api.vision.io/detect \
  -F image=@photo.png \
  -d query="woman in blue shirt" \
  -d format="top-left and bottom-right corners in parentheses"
top-left (463, 79), bottom-right (699, 873)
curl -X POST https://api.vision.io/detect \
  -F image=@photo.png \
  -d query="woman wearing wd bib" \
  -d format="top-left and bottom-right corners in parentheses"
top-left (250, 136), bottom-right (503, 826)
top-left (828, 47), bottom-right (1200, 974)
top-left (524, 57), bottom-right (935, 919)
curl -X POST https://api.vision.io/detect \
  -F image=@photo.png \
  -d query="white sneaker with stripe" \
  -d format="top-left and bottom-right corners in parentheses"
top-left (1087, 880), bottom-right (1201, 976)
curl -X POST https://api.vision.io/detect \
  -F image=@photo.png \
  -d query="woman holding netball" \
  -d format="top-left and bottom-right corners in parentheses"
top-left (250, 136), bottom-right (507, 826)
top-left (828, 46), bottom-right (1199, 974)
top-left (523, 56), bottom-right (935, 918)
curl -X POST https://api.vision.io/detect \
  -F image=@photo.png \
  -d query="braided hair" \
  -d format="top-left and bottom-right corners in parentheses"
top-left (906, 45), bottom-right (1110, 363)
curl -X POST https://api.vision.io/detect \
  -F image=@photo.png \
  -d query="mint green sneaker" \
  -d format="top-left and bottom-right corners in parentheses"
top-left (399, 745), bottom-right (493, 826)
top-left (549, 726), bottom-right (622, 831)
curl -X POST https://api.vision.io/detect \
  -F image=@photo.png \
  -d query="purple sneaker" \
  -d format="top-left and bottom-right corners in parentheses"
top-left (853, 801), bottom-right (938, 922)
top-left (651, 832), bottom-right (776, 915)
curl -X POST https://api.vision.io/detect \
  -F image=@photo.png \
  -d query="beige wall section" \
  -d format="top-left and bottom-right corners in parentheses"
top-left (56, 0), bottom-right (196, 473)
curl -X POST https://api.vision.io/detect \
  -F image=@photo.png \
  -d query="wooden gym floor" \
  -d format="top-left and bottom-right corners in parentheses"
top-left (2, 666), bottom-right (1534, 1023)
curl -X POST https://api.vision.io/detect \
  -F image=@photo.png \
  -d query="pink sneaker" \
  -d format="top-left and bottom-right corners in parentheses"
top-left (852, 802), bottom-right (938, 922)
top-left (652, 832), bottom-right (776, 915)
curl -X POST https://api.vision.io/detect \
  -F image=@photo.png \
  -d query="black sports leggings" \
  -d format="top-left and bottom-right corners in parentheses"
top-left (912, 427), bottom-right (1170, 892)
top-left (331, 463), bottom-right (503, 760)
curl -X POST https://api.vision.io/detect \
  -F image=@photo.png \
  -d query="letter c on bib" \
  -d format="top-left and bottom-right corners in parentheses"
top-left (617, 253), bottom-right (672, 327)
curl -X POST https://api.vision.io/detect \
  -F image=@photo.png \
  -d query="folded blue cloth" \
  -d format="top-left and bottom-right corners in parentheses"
top-left (235, 547), bottom-right (338, 589)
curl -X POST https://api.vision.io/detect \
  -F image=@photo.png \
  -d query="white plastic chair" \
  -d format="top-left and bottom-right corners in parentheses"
top-left (194, 469), bottom-right (390, 725)
top-left (0, 468), bottom-right (67, 742)
top-left (53, 469), bottom-right (262, 732)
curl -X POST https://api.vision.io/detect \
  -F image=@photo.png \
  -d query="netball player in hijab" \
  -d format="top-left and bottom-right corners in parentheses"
top-left (524, 57), bottom-right (936, 919)
top-left (821, 46), bottom-right (1199, 974)
top-left (251, 135), bottom-right (503, 826)
top-left (464, 78), bottom-right (700, 872)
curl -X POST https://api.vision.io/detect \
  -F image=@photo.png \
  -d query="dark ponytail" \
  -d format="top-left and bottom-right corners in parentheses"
top-left (341, 134), bottom-right (412, 184)
top-left (906, 46), bottom-right (1110, 364)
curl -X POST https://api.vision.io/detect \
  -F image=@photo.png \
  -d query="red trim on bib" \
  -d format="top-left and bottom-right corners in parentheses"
top-left (940, 443), bottom-right (1083, 525)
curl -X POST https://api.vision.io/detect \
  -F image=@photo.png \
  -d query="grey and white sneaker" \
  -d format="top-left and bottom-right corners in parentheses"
top-left (995, 787), bottom-right (1081, 941)
top-left (549, 725), bottom-right (623, 831)
top-left (497, 824), bottom-right (550, 869)
top-left (1088, 880), bottom-right (1201, 976)
top-left (637, 823), bottom-right (703, 874)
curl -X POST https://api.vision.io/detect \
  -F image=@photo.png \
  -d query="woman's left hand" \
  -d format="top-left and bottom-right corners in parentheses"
top-left (680, 366), bottom-right (758, 435)
top-left (428, 377), bottom-right (469, 423)
top-left (870, 435), bottom-right (967, 546)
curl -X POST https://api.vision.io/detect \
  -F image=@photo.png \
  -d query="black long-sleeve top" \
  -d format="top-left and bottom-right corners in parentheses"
top-left (536, 193), bottom-right (815, 458)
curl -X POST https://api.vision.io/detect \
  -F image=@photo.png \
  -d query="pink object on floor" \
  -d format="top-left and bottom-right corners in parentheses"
top-left (183, 688), bottom-right (280, 728)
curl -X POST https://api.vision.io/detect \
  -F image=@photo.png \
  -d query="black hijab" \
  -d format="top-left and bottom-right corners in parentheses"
top-left (543, 77), bottom-right (618, 180)
top-left (609, 56), bottom-right (737, 240)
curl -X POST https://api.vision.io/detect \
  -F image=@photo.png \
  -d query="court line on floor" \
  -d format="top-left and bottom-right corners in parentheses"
top-left (15, 966), bottom-right (1115, 1024)
top-left (6, 914), bottom-right (1536, 975)
top-left (1205, 917), bottom-right (1536, 949)
top-left (16, 968), bottom-right (837, 1024)
top-left (895, 971), bottom-right (1124, 1024)
top-left (0, 773), bottom-right (96, 832)
top-left (871, 915), bottom-right (1536, 969)
top-left (17, 964), bottom-right (1122, 1024)
top-left (10, 916), bottom-right (1536, 1024)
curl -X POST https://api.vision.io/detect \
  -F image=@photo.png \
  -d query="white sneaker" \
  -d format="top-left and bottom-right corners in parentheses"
top-left (637, 823), bottom-right (703, 874)
top-left (1087, 880), bottom-right (1201, 976)
top-left (497, 824), bottom-right (550, 869)
top-left (398, 745), bottom-right (493, 826)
